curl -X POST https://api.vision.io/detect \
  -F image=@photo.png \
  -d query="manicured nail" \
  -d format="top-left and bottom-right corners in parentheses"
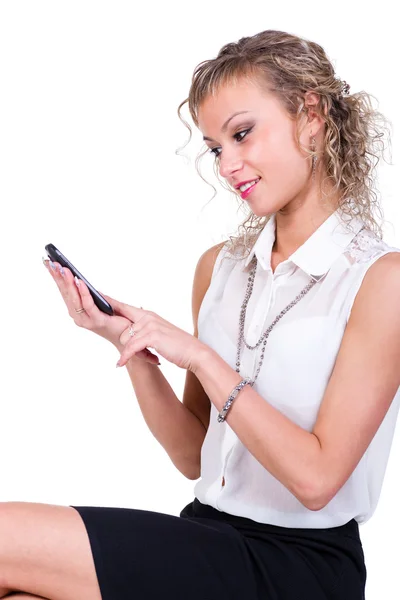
top-left (74, 276), bottom-right (80, 287)
top-left (49, 260), bottom-right (56, 271)
top-left (42, 256), bottom-right (48, 266)
top-left (58, 265), bottom-right (65, 277)
top-left (116, 361), bottom-right (121, 368)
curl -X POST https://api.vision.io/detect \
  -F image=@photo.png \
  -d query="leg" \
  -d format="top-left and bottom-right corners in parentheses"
top-left (6, 592), bottom-right (46, 600)
top-left (0, 502), bottom-right (102, 600)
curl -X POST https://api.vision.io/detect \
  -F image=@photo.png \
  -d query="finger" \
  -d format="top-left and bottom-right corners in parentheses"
top-left (119, 320), bottom-right (144, 346)
top-left (56, 267), bottom-right (85, 312)
top-left (74, 276), bottom-right (101, 319)
top-left (142, 348), bottom-right (161, 364)
top-left (98, 292), bottom-right (145, 322)
top-left (97, 291), bottom-right (120, 312)
top-left (42, 256), bottom-right (51, 270)
top-left (119, 323), bottom-right (160, 364)
top-left (45, 260), bottom-right (70, 298)
top-left (119, 322), bottom-right (160, 364)
top-left (55, 268), bottom-right (95, 322)
top-left (43, 257), bottom-right (56, 278)
top-left (117, 329), bottom-right (158, 368)
top-left (44, 260), bottom-right (94, 323)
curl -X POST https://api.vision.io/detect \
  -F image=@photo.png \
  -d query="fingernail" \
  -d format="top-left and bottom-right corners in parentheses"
top-left (74, 276), bottom-right (80, 287)
top-left (49, 260), bottom-right (56, 271)
top-left (157, 361), bottom-right (161, 366)
top-left (42, 256), bottom-right (48, 266)
top-left (116, 361), bottom-right (121, 368)
top-left (58, 265), bottom-right (65, 277)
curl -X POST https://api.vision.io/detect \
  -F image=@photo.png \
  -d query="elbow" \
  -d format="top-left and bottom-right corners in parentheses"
top-left (297, 474), bottom-right (331, 512)
top-left (172, 452), bottom-right (201, 480)
top-left (185, 467), bottom-right (201, 480)
top-left (181, 460), bottom-right (201, 480)
top-left (302, 494), bottom-right (328, 512)
top-left (186, 472), bottom-right (200, 481)
top-left (300, 480), bottom-right (333, 512)
top-left (299, 440), bottom-right (332, 511)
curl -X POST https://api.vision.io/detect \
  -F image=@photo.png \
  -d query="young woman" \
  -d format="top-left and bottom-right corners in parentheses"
top-left (2, 29), bottom-right (399, 600)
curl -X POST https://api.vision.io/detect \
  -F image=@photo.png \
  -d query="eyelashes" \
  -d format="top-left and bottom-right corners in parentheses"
top-left (209, 127), bottom-right (253, 158)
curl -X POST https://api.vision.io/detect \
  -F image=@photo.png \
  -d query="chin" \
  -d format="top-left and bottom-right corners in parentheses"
top-left (247, 197), bottom-right (281, 217)
top-left (251, 208), bottom-right (272, 218)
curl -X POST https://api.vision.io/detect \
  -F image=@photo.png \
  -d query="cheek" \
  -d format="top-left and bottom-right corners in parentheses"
top-left (285, 126), bottom-right (311, 171)
top-left (252, 135), bottom-right (307, 183)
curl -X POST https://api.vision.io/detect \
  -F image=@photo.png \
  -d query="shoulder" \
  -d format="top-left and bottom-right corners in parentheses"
top-left (191, 241), bottom-right (230, 330)
top-left (350, 250), bottom-right (400, 321)
top-left (200, 240), bottom-right (229, 261)
top-left (345, 228), bottom-right (400, 264)
top-left (365, 250), bottom-right (400, 290)
top-left (194, 240), bottom-right (229, 280)
top-left (362, 247), bottom-right (400, 276)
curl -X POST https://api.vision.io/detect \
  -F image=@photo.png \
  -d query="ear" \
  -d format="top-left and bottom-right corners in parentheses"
top-left (303, 91), bottom-right (325, 135)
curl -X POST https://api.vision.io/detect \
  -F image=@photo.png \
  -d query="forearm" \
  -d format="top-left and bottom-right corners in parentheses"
top-left (193, 347), bottom-right (323, 509)
top-left (118, 349), bottom-right (206, 480)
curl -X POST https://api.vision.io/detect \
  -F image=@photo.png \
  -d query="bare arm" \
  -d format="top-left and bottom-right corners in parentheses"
top-left (121, 359), bottom-right (206, 479)
top-left (118, 241), bottom-right (227, 479)
top-left (192, 252), bottom-right (400, 510)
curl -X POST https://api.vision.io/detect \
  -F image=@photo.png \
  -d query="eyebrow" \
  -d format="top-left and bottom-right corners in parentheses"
top-left (202, 110), bottom-right (252, 142)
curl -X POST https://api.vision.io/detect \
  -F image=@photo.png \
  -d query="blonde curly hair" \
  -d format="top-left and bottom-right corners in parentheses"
top-left (177, 29), bottom-right (392, 260)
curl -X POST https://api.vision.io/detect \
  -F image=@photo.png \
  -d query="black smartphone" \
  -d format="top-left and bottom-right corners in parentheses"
top-left (45, 243), bottom-right (114, 316)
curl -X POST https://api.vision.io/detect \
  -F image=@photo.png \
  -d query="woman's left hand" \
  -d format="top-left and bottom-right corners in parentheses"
top-left (110, 298), bottom-right (206, 372)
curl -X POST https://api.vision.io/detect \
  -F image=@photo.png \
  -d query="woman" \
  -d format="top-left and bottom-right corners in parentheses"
top-left (2, 29), bottom-right (399, 600)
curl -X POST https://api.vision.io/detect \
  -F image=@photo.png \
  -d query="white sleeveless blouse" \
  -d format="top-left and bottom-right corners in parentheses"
top-left (193, 208), bottom-right (400, 528)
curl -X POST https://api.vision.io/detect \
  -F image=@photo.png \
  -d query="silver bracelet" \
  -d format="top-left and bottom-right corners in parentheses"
top-left (217, 377), bottom-right (252, 423)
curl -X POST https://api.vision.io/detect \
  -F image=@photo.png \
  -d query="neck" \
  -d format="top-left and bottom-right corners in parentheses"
top-left (272, 191), bottom-right (341, 259)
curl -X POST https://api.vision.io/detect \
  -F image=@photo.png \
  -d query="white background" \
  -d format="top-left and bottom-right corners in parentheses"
top-left (0, 1), bottom-right (398, 598)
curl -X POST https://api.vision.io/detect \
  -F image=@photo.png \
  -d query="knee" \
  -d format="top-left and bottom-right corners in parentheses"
top-left (0, 502), bottom-right (30, 590)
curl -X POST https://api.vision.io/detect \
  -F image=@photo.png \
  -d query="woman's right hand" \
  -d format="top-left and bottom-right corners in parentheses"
top-left (43, 258), bottom-right (160, 365)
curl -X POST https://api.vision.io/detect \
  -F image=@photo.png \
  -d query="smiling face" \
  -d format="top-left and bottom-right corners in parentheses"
top-left (197, 76), bottom-right (328, 216)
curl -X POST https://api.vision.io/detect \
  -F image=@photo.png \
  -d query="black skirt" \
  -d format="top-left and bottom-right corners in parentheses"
top-left (71, 497), bottom-right (367, 600)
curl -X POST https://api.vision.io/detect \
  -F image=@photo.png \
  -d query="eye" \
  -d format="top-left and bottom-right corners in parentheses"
top-left (209, 128), bottom-right (252, 158)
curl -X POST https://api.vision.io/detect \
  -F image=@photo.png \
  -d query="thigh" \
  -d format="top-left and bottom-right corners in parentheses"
top-left (0, 502), bottom-right (101, 600)
top-left (71, 504), bottom-right (259, 600)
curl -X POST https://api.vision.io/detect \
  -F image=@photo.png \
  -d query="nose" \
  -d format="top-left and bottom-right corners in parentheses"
top-left (218, 149), bottom-right (244, 180)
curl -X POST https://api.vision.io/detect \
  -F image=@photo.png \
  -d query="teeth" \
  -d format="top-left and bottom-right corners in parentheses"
top-left (239, 178), bottom-right (260, 192)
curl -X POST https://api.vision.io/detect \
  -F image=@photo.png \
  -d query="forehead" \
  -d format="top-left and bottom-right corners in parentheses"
top-left (197, 77), bottom-right (278, 132)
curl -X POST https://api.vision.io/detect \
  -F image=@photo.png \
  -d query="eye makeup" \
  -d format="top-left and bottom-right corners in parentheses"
top-left (208, 124), bottom-right (255, 157)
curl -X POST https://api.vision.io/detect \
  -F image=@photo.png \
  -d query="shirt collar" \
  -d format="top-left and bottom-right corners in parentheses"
top-left (242, 208), bottom-right (365, 281)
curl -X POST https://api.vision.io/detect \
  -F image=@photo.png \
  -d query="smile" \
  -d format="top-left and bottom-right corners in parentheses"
top-left (239, 178), bottom-right (260, 200)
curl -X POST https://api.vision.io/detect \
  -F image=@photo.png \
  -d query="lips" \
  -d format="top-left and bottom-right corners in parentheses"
top-left (235, 177), bottom-right (261, 190)
top-left (240, 179), bottom-right (260, 200)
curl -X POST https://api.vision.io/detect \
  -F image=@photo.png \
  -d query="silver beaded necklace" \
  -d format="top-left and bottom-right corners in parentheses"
top-left (235, 254), bottom-right (319, 386)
